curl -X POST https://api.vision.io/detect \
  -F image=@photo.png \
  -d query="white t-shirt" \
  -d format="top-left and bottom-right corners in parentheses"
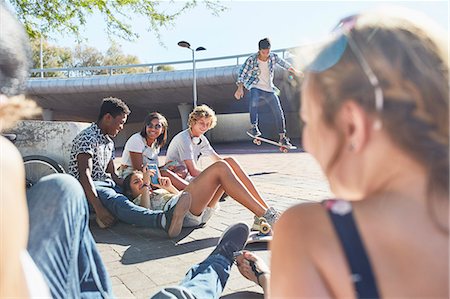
top-left (165, 129), bottom-right (216, 170)
top-left (21, 250), bottom-right (52, 298)
top-left (252, 59), bottom-right (273, 92)
top-left (122, 132), bottom-right (160, 168)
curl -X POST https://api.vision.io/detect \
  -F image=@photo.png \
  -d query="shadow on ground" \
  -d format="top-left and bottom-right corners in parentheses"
top-left (91, 220), bottom-right (219, 264)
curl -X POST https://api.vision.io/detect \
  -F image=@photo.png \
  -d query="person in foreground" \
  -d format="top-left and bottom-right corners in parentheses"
top-left (201, 7), bottom-right (449, 299)
top-left (0, 4), bottom-right (113, 298)
top-left (122, 161), bottom-right (280, 229)
top-left (270, 7), bottom-right (448, 298)
top-left (68, 98), bottom-right (190, 238)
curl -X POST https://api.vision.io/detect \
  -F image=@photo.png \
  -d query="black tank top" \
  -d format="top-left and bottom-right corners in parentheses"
top-left (324, 199), bottom-right (380, 299)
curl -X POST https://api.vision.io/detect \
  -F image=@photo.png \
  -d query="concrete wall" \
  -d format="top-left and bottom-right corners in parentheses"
top-left (7, 113), bottom-right (301, 171)
top-left (9, 120), bottom-right (90, 171)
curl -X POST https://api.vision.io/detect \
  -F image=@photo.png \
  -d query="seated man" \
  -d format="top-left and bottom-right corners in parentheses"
top-left (165, 104), bottom-right (221, 180)
top-left (68, 97), bottom-right (190, 238)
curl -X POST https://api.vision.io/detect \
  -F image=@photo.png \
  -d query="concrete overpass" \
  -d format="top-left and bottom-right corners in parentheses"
top-left (27, 49), bottom-right (301, 122)
top-left (25, 49), bottom-right (303, 145)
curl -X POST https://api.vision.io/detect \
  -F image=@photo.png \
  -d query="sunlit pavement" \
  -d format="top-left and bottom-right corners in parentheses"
top-left (91, 139), bottom-right (333, 298)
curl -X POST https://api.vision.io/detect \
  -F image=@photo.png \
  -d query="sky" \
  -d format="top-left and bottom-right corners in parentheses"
top-left (54, 0), bottom-right (448, 69)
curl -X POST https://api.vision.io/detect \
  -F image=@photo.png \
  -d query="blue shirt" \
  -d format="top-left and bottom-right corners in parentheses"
top-left (236, 52), bottom-right (292, 90)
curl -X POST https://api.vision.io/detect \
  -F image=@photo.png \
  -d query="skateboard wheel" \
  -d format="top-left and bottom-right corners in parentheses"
top-left (282, 148), bottom-right (288, 153)
top-left (255, 140), bottom-right (261, 146)
top-left (260, 222), bottom-right (271, 234)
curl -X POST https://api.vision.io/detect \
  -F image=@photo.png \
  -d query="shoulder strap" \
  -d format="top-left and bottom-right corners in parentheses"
top-left (325, 200), bottom-right (380, 299)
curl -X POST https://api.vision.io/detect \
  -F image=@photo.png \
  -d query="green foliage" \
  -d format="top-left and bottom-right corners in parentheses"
top-left (7, 0), bottom-right (226, 41)
top-left (155, 65), bottom-right (174, 72)
top-left (30, 39), bottom-right (151, 77)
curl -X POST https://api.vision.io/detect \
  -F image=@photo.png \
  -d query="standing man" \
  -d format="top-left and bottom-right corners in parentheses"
top-left (234, 37), bottom-right (302, 146)
top-left (68, 97), bottom-right (190, 238)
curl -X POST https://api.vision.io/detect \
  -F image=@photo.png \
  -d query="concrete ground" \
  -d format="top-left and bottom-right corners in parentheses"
top-left (90, 139), bottom-right (333, 298)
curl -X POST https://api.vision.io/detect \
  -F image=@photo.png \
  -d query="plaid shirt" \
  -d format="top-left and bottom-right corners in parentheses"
top-left (236, 52), bottom-right (292, 90)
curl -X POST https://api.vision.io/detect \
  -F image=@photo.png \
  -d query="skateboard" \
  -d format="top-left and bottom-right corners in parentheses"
top-left (247, 132), bottom-right (297, 153)
top-left (247, 231), bottom-right (273, 244)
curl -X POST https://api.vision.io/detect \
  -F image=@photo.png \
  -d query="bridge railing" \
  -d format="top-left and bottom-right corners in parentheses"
top-left (30, 47), bottom-right (297, 79)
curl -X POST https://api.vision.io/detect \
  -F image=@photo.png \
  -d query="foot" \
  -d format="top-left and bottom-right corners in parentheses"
top-left (262, 207), bottom-right (281, 227)
top-left (279, 136), bottom-right (292, 147)
top-left (251, 215), bottom-right (263, 231)
top-left (247, 125), bottom-right (261, 137)
top-left (163, 191), bottom-right (191, 238)
top-left (209, 222), bottom-right (250, 262)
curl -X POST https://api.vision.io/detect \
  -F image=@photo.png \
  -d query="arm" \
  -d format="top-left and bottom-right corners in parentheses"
top-left (234, 56), bottom-right (254, 99)
top-left (183, 159), bottom-right (202, 177)
top-left (129, 151), bottom-right (144, 170)
top-left (139, 165), bottom-right (152, 209)
top-left (234, 83), bottom-right (245, 100)
top-left (0, 138), bottom-right (30, 298)
top-left (107, 160), bottom-right (123, 187)
top-left (153, 176), bottom-right (179, 195)
top-left (273, 53), bottom-right (303, 77)
top-left (77, 153), bottom-right (115, 227)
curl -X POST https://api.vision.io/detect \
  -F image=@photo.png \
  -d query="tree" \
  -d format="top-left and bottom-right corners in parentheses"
top-left (30, 39), bottom-right (72, 77)
top-left (30, 39), bottom-right (152, 77)
top-left (102, 42), bottom-right (147, 74)
top-left (6, 0), bottom-right (226, 41)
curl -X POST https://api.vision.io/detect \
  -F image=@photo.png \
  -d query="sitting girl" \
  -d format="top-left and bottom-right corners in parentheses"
top-left (122, 160), bottom-right (280, 228)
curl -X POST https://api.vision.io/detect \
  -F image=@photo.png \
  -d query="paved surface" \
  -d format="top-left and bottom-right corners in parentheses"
top-left (90, 140), bottom-right (333, 298)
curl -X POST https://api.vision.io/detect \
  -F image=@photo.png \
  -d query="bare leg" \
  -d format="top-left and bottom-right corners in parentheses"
top-left (160, 169), bottom-right (188, 190)
top-left (223, 157), bottom-right (268, 209)
top-left (185, 161), bottom-right (267, 217)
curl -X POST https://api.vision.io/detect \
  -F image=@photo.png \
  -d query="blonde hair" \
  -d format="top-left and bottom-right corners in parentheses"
top-left (304, 7), bottom-right (448, 229)
top-left (0, 95), bottom-right (41, 132)
top-left (188, 104), bottom-right (217, 129)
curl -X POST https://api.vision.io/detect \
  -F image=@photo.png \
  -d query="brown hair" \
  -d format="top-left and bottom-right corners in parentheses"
top-left (188, 104), bottom-right (217, 129)
top-left (122, 170), bottom-right (142, 200)
top-left (140, 112), bottom-right (168, 148)
top-left (306, 9), bottom-right (448, 228)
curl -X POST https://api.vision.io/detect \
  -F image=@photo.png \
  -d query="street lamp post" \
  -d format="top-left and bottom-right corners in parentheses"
top-left (177, 41), bottom-right (206, 107)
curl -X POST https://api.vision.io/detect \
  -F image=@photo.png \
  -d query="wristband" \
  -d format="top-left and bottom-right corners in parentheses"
top-left (250, 260), bottom-right (269, 287)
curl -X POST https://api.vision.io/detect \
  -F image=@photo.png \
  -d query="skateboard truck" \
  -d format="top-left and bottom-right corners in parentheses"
top-left (253, 217), bottom-right (272, 235)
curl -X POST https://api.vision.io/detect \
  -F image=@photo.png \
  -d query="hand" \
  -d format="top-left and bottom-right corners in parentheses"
top-left (95, 204), bottom-right (116, 228)
top-left (236, 251), bottom-right (270, 286)
top-left (142, 164), bottom-right (152, 185)
top-left (234, 87), bottom-right (244, 100)
top-left (289, 68), bottom-right (304, 79)
top-left (153, 176), bottom-right (172, 189)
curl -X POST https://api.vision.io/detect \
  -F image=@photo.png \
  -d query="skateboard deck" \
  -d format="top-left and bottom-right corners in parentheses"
top-left (247, 132), bottom-right (297, 153)
top-left (246, 231), bottom-right (272, 244)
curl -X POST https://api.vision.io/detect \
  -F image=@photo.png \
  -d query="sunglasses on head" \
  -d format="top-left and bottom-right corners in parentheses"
top-left (147, 123), bottom-right (162, 129)
top-left (307, 14), bottom-right (384, 114)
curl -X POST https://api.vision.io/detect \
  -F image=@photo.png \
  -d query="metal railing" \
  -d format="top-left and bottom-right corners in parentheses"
top-left (30, 47), bottom-right (296, 78)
